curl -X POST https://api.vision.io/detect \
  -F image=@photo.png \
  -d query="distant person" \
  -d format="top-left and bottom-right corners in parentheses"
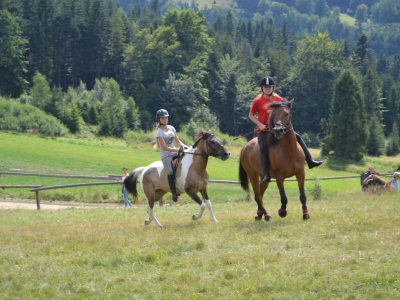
top-left (248, 75), bottom-right (323, 183)
top-left (117, 167), bottom-right (133, 207)
top-left (155, 109), bottom-right (186, 206)
top-left (361, 166), bottom-right (376, 191)
top-left (362, 169), bottom-right (386, 194)
top-left (386, 172), bottom-right (400, 192)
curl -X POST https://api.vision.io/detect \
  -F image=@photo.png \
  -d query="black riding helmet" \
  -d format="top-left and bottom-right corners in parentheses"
top-left (260, 76), bottom-right (275, 87)
top-left (156, 109), bottom-right (169, 119)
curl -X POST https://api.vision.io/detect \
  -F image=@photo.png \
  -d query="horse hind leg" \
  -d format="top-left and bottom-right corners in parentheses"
top-left (143, 188), bottom-right (164, 227)
top-left (249, 175), bottom-right (270, 222)
top-left (143, 203), bottom-right (162, 227)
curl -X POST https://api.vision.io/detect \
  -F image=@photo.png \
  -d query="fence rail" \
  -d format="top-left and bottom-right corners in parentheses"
top-left (0, 171), bottom-right (395, 210)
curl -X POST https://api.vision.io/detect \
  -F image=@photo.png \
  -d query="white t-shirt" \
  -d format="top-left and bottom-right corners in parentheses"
top-left (156, 125), bottom-right (177, 159)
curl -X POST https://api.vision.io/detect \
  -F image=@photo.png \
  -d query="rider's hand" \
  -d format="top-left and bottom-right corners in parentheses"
top-left (260, 124), bottom-right (268, 131)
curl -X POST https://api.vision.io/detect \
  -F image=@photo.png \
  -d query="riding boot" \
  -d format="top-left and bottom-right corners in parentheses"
top-left (260, 153), bottom-right (271, 183)
top-left (295, 133), bottom-right (323, 169)
top-left (167, 175), bottom-right (178, 202)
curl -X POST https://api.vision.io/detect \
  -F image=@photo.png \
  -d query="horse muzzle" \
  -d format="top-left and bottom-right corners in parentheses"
top-left (218, 151), bottom-right (230, 161)
top-left (271, 127), bottom-right (284, 140)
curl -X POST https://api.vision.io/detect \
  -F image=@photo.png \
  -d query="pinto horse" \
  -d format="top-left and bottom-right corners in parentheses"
top-left (124, 129), bottom-right (230, 227)
top-left (239, 99), bottom-right (310, 221)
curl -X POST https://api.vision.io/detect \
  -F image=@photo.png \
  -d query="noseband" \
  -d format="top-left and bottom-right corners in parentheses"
top-left (205, 134), bottom-right (226, 157)
top-left (185, 133), bottom-right (225, 157)
top-left (270, 104), bottom-right (294, 137)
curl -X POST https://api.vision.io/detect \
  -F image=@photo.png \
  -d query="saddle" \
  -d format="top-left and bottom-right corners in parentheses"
top-left (170, 146), bottom-right (185, 180)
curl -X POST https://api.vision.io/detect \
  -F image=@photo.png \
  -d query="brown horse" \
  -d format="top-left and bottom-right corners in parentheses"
top-left (124, 130), bottom-right (230, 227)
top-left (239, 99), bottom-right (310, 221)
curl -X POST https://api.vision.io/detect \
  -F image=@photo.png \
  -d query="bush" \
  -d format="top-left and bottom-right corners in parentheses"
top-left (0, 100), bottom-right (69, 136)
top-left (307, 178), bottom-right (323, 200)
top-left (123, 130), bottom-right (156, 146)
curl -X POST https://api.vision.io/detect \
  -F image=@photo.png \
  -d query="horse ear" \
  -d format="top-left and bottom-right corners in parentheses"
top-left (288, 98), bottom-right (294, 108)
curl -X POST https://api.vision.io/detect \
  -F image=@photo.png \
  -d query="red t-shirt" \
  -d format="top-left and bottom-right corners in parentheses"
top-left (250, 93), bottom-right (283, 133)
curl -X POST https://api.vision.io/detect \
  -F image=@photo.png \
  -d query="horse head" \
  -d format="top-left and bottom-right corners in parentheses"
top-left (193, 130), bottom-right (230, 161)
top-left (268, 99), bottom-right (294, 140)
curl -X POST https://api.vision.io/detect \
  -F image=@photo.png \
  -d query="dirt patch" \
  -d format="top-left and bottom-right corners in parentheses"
top-left (0, 198), bottom-right (129, 210)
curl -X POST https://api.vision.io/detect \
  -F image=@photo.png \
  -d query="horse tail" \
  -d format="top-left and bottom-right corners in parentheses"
top-left (239, 157), bottom-right (249, 193)
top-left (124, 167), bottom-right (145, 201)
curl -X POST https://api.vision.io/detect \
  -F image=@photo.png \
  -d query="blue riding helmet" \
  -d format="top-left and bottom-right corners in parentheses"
top-left (156, 109), bottom-right (169, 119)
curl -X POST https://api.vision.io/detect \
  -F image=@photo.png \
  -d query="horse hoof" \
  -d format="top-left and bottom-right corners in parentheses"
top-left (264, 214), bottom-right (271, 221)
top-left (254, 216), bottom-right (262, 221)
top-left (145, 220), bottom-right (150, 226)
top-left (278, 208), bottom-right (287, 218)
top-left (303, 214), bottom-right (310, 221)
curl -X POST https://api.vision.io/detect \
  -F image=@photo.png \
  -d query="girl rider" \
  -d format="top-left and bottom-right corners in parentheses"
top-left (155, 109), bottom-right (186, 205)
top-left (249, 76), bottom-right (323, 183)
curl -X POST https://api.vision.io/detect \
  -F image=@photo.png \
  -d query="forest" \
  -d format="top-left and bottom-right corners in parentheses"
top-left (1, 0), bottom-right (400, 160)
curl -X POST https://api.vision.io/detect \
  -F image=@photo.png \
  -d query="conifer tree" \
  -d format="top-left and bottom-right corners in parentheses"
top-left (0, 10), bottom-right (28, 97)
top-left (362, 67), bottom-right (383, 120)
top-left (86, 104), bottom-right (98, 125)
top-left (31, 71), bottom-right (51, 110)
top-left (321, 70), bottom-right (367, 160)
top-left (98, 108), bottom-right (111, 136)
top-left (69, 104), bottom-right (82, 134)
top-left (386, 122), bottom-right (400, 156)
top-left (366, 116), bottom-right (385, 157)
top-left (126, 96), bottom-right (140, 130)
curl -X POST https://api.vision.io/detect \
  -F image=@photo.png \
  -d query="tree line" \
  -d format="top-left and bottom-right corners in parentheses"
top-left (0, 0), bottom-right (399, 160)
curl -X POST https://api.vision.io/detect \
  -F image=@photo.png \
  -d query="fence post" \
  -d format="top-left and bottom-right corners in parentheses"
top-left (35, 191), bottom-right (40, 210)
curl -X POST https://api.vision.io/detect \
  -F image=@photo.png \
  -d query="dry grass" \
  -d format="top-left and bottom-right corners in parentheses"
top-left (1, 191), bottom-right (399, 299)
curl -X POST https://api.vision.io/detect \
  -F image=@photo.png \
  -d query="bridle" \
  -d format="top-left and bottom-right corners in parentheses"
top-left (172, 133), bottom-right (224, 174)
top-left (185, 133), bottom-right (225, 157)
top-left (269, 104), bottom-right (294, 137)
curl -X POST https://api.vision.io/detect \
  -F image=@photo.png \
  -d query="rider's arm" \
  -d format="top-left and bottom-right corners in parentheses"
top-left (249, 112), bottom-right (267, 131)
top-left (174, 134), bottom-right (188, 149)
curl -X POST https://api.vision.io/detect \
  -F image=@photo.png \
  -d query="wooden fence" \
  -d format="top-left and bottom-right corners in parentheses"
top-left (0, 171), bottom-right (395, 210)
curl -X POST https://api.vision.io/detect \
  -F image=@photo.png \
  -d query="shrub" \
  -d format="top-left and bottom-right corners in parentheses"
top-left (0, 100), bottom-right (69, 136)
top-left (307, 178), bottom-right (323, 200)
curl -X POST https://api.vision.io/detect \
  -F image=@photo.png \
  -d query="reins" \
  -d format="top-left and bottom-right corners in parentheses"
top-left (172, 133), bottom-right (216, 175)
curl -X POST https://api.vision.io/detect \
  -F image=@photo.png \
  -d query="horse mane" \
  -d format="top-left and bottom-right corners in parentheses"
top-left (192, 129), bottom-right (213, 148)
top-left (265, 98), bottom-right (292, 110)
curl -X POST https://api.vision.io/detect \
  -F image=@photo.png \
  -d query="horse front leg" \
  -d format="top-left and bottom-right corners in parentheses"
top-left (187, 191), bottom-right (205, 221)
top-left (199, 188), bottom-right (218, 222)
top-left (275, 178), bottom-right (288, 218)
top-left (297, 177), bottom-right (310, 221)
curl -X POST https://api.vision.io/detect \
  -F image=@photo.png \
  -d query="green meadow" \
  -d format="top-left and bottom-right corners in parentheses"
top-left (2, 131), bottom-right (398, 204)
top-left (1, 131), bottom-right (400, 299)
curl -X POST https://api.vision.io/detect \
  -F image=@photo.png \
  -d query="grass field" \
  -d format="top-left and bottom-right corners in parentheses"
top-left (1, 131), bottom-right (400, 298)
top-left (1, 193), bottom-right (400, 299)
